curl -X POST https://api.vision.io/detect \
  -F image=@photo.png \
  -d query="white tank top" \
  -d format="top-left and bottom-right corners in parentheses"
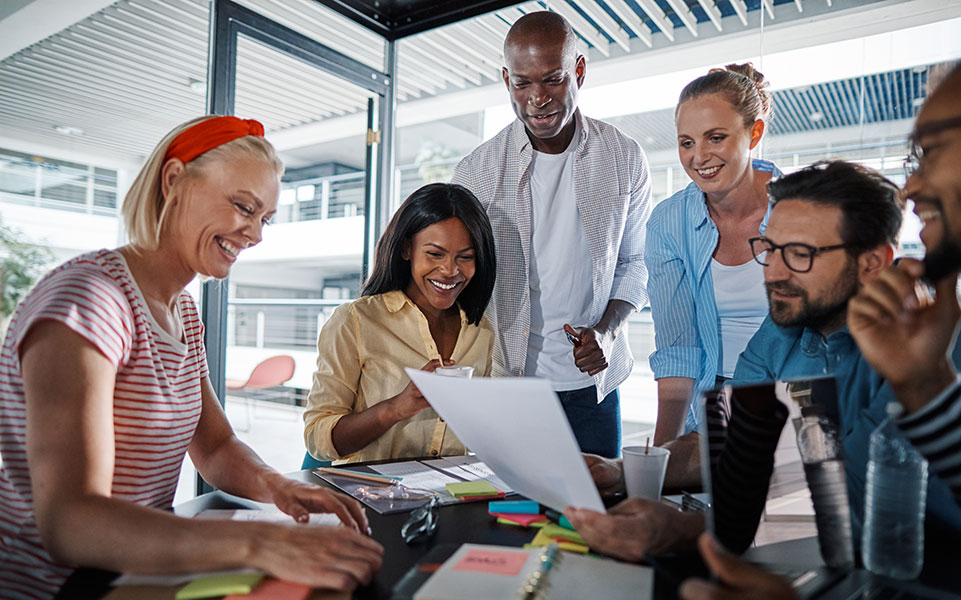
top-left (711, 258), bottom-right (768, 378)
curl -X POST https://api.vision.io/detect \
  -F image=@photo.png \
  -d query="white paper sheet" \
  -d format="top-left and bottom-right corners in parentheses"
top-left (406, 370), bottom-right (605, 513)
top-left (368, 460), bottom-right (462, 495)
top-left (424, 456), bottom-right (514, 494)
top-left (195, 508), bottom-right (341, 526)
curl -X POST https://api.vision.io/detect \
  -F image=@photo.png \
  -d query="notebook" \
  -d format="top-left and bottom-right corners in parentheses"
top-left (413, 543), bottom-right (653, 600)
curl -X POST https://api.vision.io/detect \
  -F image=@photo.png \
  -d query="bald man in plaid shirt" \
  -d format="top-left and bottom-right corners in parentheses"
top-left (451, 12), bottom-right (652, 457)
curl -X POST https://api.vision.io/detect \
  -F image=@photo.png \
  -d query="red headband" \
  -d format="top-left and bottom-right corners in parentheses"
top-left (164, 116), bottom-right (265, 163)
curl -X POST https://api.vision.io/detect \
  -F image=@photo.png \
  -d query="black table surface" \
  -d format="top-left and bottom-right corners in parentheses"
top-left (58, 466), bottom-right (708, 599)
top-left (175, 469), bottom-right (706, 599)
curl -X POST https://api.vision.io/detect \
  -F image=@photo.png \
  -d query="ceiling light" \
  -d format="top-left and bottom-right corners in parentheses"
top-left (188, 78), bottom-right (206, 93)
top-left (808, 111), bottom-right (824, 122)
top-left (54, 125), bottom-right (84, 136)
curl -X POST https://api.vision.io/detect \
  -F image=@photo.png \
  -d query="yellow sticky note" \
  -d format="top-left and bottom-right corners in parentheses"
top-left (446, 481), bottom-right (499, 497)
top-left (175, 573), bottom-right (264, 600)
top-left (529, 528), bottom-right (589, 553)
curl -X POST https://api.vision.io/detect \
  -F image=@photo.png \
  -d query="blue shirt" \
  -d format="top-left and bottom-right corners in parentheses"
top-left (731, 317), bottom-right (961, 537)
top-left (646, 159), bottom-right (780, 430)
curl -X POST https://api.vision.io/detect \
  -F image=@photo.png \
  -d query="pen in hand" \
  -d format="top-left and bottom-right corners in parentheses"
top-left (563, 324), bottom-right (582, 347)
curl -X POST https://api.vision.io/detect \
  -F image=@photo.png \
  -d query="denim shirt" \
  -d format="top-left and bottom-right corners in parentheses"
top-left (731, 317), bottom-right (961, 537)
top-left (646, 159), bottom-right (781, 430)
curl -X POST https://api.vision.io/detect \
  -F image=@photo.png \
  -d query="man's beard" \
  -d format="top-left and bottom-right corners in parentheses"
top-left (923, 224), bottom-right (961, 282)
top-left (765, 259), bottom-right (859, 331)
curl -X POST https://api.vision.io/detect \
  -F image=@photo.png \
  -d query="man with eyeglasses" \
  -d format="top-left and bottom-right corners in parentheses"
top-left (731, 159), bottom-right (961, 540)
top-left (847, 63), bottom-right (961, 510)
top-left (570, 159), bottom-right (961, 563)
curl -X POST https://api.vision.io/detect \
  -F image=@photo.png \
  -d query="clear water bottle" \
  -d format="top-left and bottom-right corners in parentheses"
top-left (862, 402), bottom-right (928, 579)
top-left (796, 406), bottom-right (855, 569)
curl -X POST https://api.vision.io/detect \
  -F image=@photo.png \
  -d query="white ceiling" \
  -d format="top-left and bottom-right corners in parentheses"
top-left (1, 0), bottom-right (960, 171)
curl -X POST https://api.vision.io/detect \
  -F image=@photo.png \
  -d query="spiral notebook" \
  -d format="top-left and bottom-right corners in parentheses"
top-left (413, 543), bottom-right (652, 600)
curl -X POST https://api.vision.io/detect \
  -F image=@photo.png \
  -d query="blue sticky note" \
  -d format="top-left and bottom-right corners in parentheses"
top-left (488, 500), bottom-right (539, 514)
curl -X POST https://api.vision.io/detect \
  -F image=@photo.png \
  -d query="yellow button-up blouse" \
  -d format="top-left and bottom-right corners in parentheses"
top-left (303, 290), bottom-right (494, 464)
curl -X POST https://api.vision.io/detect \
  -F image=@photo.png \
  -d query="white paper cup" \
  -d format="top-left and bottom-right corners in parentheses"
top-left (434, 366), bottom-right (474, 378)
top-left (622, 446), bottom-right (671, 500)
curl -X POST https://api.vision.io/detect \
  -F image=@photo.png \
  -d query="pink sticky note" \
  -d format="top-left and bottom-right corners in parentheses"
top-left (452, 548), bottom-right (529, 576)
top-left (494, 513), bottom-right (548, 527)
top-left (224, 578), bottom-right (311, 600)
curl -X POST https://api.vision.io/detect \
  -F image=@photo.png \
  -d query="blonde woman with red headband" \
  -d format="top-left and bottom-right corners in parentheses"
top-left (0, 116), bottom-right (383, 598)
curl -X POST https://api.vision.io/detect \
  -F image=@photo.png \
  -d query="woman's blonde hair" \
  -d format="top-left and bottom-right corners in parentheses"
top-left (676, 62), bottom-right (773, 127)
top-left (122, 116), bottom-right (284, 251)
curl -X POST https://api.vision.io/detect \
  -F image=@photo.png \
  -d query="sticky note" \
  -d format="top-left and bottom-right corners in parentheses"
top-left (495, 513), bottom-right (548, 527)
top-left (529, 528), bottom-right (589, 553)
top-left (224, 579), bottom-right (311, 600)
top-left (175, 573), bottom-right (263, 600)
top-left (446, 481), bottom-right (499, 497)
top-left (452, 548), bottom-right (530, 576)
top-left (488, 500), bottom-right (539, 514)
top-left (541, 524), bottom-right (586, 545)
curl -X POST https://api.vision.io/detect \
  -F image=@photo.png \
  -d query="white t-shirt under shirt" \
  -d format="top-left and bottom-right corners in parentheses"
top-left (526, 128), bottom-right (595, 391)
top-left (711, 258), bottom-right (768, 378)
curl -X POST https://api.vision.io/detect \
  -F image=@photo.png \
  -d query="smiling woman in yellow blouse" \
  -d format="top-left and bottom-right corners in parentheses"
top-left (303, 183), bottom-right (496, 464)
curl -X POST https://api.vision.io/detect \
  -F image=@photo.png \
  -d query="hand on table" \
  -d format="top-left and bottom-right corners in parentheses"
top-left (265, 473), bottom-right (370, 533)
top-left (847, 259), bottom-right (960, 413)
top-left (679, 533), bottom-right (796, 600)
top-left (564, 324), bottom-right (610, 376)
top-left (583, 453), bottom-right (625, 496)
top-left (389, 359), bottom-right (453, 421)
top-left (252, 522), bottom-right (384, 591)
top-left (564, 497), bottom-right (698, 561)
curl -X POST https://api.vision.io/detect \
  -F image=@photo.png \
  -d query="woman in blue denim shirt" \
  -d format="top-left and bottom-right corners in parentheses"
top-left (648, 64), bottom-right (782, 444)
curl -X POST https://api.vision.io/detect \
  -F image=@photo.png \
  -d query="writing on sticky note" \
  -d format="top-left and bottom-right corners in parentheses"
top-left (452, 548), bottom-right (529, 576)
top-left (175, 573), bottom-right (263, 600)
top-left (446, 480), bottom-right (499, 497)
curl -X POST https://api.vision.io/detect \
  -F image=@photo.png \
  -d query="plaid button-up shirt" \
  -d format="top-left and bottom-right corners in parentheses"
top-left (451, 110), bottom-right (652, 400)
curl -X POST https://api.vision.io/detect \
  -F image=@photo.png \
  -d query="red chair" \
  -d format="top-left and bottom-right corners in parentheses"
top-left (226, 355), bottom-right (296, 391)
top-left (226, 355), bottom-right (296, 431)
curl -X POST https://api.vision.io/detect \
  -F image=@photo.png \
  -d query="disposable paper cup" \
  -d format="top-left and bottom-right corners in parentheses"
top-left (622, 446), bottom-right (670, 500)
top-left (434, 366), bottom-right (474, 378)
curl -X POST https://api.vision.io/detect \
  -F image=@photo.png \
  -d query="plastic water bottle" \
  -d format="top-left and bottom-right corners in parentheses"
top-left (796, 406), bottom-right (855, 569)
top-left (862, 402), bottom-right (928, 579)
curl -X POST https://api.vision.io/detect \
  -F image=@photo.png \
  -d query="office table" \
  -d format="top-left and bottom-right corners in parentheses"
top-left (57, 466), bottom-right (708, 599)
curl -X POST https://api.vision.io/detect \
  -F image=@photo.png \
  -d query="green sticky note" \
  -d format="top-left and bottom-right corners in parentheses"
top-left (446, 480), bottom-right (499, 497)
top-left (541, 523), bottom-right (586, 545)
top-left (175, 573), bottom-right (264, 600)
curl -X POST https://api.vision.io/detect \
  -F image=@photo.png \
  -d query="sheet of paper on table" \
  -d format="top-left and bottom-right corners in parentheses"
top-left (406, 370), bottom-right (604, 513)
top-left (424, 455), bottom-right (514, 494)
top-left (367, 460), bottom-right (463, 497)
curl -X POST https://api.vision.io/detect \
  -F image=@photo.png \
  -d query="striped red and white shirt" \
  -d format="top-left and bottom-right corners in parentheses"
top-left (0, 249), bottom-right (207, 599)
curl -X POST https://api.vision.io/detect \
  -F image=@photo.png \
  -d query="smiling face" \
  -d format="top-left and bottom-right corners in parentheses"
top-left (502, 34), bottom-right (585, 154)
top-left (676, 93), bottom-right (763, 197)
top-left (402, 217), bottom-right (476, 317)
top-left (762, 199), bottom-right (860, 333)
top-left (164, 156), bottom-right (279, 279)
top-left (911, 79), bottom-right (961, 266)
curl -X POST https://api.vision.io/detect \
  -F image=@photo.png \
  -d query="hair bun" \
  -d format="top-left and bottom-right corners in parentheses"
top-left (724, 62), bottom-right (772, 118)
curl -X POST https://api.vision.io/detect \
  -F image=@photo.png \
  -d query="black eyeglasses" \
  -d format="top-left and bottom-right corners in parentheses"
top-left (904, 115), bottom-right (961, 178)
top-left (749, 237), bottom-right (850, 273)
